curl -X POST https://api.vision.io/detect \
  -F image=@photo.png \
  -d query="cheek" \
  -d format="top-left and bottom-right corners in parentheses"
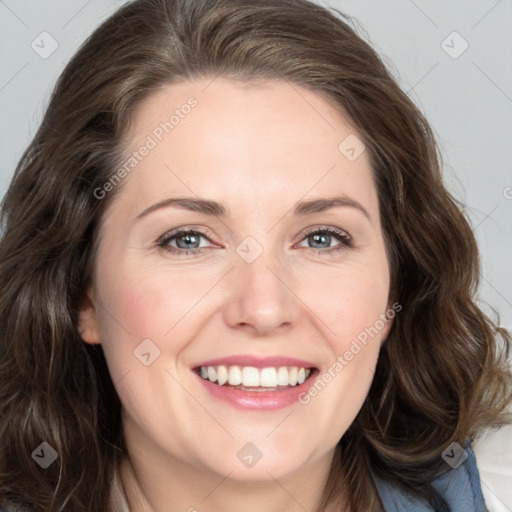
top-left (302, 259), bottom-right (390, 344)
top-left (98, 261), bottom-right (206, 339)
top-left (95, 261), bottom-right (225, 386)
top-left (299, 257), bottom-right (390, 420)
top-left (298, 265), bottom-right (389, 435)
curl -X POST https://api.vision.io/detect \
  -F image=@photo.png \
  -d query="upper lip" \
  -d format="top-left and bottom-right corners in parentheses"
top-left (192, 355), bottom-right (317, 369)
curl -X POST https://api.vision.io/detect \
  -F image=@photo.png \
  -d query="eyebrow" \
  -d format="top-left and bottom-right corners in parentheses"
top-left (134, 195), bottom-right (371, 222)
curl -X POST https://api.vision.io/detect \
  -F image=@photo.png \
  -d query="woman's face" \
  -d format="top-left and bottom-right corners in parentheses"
top-left (80, 77), bottom-right (392, 482)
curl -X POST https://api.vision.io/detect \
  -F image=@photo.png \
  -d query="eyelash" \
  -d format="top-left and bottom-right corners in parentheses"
top-left (156, 226), bottom-right (353, 257)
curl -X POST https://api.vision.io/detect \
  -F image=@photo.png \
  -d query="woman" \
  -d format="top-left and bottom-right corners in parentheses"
top-left (0, 0), bottom-right (510, 511)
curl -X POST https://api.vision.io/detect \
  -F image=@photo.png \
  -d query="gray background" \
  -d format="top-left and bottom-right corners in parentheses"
top-left (0, 1), bottom-right (511, 326)
top-left (0, 2), bottom-right (511, 510)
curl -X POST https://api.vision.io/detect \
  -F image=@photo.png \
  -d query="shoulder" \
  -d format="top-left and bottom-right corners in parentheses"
top-left (371, 440), bottom-right (487, 511)
top-left (430, 441), bottom-right (487, 511)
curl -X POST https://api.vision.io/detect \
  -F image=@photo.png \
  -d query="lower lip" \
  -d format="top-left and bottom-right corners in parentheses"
top-left (194, 370), bottom-right (318, 410)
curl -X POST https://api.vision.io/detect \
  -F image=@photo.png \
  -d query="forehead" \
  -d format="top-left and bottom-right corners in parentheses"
top-left (113, 77), bottom-right (378, 219)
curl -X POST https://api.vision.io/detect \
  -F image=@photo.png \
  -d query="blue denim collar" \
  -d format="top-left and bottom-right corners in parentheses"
top-left (371, 440), bottom-right (487, 511)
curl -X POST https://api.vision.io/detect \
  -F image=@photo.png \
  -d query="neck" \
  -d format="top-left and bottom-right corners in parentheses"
top-left (119, 444), bottom-right (340, 512)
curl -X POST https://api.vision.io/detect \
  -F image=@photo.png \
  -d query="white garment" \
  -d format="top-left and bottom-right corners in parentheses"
top-left (110, 465), bottom-right (130, 512)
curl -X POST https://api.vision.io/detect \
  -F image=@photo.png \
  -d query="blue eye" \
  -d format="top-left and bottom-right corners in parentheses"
top-left (299, 227), bottom-right (352, 255)
top-left (157, 226), bottom-right (352, 257)
top-left (157, 229), bottom-right (211, 256)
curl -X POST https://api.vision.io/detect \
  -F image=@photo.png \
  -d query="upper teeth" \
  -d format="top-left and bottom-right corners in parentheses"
top-left (199, 365), bottom-right (312, 387)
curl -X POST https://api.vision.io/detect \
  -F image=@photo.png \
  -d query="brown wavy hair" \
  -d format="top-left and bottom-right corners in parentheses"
top-left (1, 0), bottom-right (511, 510)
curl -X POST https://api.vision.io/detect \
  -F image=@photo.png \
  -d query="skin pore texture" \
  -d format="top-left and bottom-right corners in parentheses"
top-left (78, 77), bottom-right (393, 512)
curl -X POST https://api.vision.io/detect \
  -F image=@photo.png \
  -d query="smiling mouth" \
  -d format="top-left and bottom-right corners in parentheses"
top-left (194, 364), bottom-right (317, 391)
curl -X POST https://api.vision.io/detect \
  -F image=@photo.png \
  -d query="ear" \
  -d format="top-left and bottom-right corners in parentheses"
top-left (381, 316), bottom-right (393, 342)
top-left (77, 284), bottom-right (101, 345)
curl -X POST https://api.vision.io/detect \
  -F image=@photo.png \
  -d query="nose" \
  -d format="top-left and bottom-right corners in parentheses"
top-left (222, 252), bottom-right (300, 336)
